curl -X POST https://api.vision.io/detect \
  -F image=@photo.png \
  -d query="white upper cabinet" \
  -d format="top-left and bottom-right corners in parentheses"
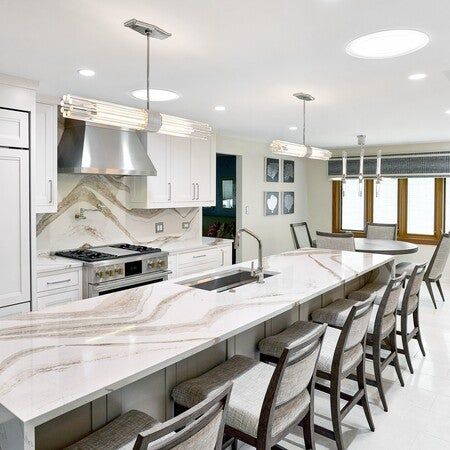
top-left (35, 102), bottom-right (57, 213)
top-left (128, 133), bottom-right (216, 208)
top-left (0, 108), bottom-right (29, 148)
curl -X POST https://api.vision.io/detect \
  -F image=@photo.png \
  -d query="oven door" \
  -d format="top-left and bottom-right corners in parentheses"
top-left (88, 270), bottom-right (171, 297)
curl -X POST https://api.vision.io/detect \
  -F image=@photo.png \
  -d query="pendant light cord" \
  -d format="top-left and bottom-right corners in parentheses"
top-left (146, 31), bottom-right (150, 113)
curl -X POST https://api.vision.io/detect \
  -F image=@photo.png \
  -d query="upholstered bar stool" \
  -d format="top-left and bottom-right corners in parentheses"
top-left (65, 383), bottom-right (232, 450)
top-left (172, 322), bottom-right (327, 450)
top-left (396, 262), bottom-right (427, 374)
top-left (365, 223), bottom-right (397, 240)
top-left (316, 231), bottom-right (355, 251)
top-left (290, 222), bottom-right (315, 249)
top-left (396, 233), bottom-right (450, 308)
top-left (258, 300), bottom-right (375, 450)
top-left (310, 274), bottom-right (406, 412)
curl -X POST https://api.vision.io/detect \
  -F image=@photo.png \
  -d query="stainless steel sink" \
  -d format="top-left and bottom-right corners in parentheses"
top-left (177, 268), bottom-right (278, 292)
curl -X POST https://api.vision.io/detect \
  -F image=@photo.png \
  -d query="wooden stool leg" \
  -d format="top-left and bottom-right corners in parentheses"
top-left (388, 330), bottom-right (404, 387)
top-left (401, 314), bottom-right (414, 374)
top-left (436, 280), bottom-right (446, 302)
top-left (413, 309), bottom-right (426, 357)
top-left (301, 407), bottom-right (316, 450)
top-left (425, 280), bottom-right (438, 309)
top-left (330, 378), bottom-right (344, 450)
top-left (372, 341), bottom-right (388, 412)
top-left (357, 360), bottom-right (375, 432)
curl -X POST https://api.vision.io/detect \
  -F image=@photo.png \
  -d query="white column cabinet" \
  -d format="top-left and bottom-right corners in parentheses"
top-left (35, 102), bottom-right (57, 213)
top-left (128, 133), bottom-right (216, 209)
top-left (0, 147), bottom-right (30, 308)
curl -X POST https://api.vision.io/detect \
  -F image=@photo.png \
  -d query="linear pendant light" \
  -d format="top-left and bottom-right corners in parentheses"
top-left (271, 93), bottom-right (331, 160)
top-left (60, 19), bottom-right (212, 140)
top-left (357, 134), bottom-right (365, 197)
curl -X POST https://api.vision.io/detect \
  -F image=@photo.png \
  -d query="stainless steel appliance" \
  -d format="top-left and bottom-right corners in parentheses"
top-left (55, 244), bottom-right (170, 298)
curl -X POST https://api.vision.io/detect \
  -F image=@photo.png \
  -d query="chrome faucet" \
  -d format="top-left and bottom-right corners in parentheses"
top-left (234, 228), bottom-right (264, 283)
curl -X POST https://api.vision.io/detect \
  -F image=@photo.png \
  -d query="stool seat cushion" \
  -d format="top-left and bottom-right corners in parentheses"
top-left (65, 409), bottom-right (158, 450)
top-left (347, 282), bottom-right (387, 305)
top-left (317, 327), bottom-right (363, 374)
top-left (171, 355), bottom-right (309, 439)
top-left (395, 262), bottom-right (414, 277)
top-left (311, 298), bottom-right (357, 327)
top-left (258, 321), bottom-right (324, 359)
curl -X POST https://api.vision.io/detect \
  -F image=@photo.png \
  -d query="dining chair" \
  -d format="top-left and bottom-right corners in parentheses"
top-left (310, 274), bottom-right (406, 412)
top-left (290, 222), bottom-right (314, 249)
top-left (316, 231), bottom-right (355, 251)
top-left (65, 383), bottom-right (232, 450)
top-left (258, 300), bottom-right (375, 450)
top-left (365, 222), bottom-right (397, 240)
top-left (396, 233), bottom-right (450, 309)
top-left (396, 262), bottom-right (427, 374)
top-left (172, 322), bottom-right (327, 450)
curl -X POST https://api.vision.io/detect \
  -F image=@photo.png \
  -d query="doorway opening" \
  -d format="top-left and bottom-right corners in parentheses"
top-left (203, 153), bottom-right (238, 263)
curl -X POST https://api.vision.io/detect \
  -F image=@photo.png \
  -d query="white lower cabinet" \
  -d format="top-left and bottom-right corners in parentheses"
top-left (36, 267), bottom-right (82, 310)
top-left (0, 302), bottom-right (30, 318)
top-left (171, 244), bottom-right (233, 279)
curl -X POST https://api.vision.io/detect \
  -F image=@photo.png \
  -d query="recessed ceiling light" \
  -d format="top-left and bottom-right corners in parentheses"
top-left (445, 110), bottom-right (450, 115)
top-left (131, 89), bottom-right (180, 102)
top-left (78, 68), bottom-right (95, 77)
top-left (408, 73), bottom-right (427, 80)
top-left (214, 105), bottom-right (226, 111)
top-left (289, 126), bottom-right (298, 131)
top-left (346, 30), bottom-right (429, 59)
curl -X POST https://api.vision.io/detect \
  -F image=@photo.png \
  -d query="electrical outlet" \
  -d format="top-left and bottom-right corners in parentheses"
top-left (182, 221), bottom-right (190, 230)
top-left (155, 222), bottom-right (164, 233)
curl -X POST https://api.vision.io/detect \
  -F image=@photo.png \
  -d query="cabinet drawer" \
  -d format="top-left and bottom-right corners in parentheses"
top-left (0, 302), bottom-right (30, 318)
top-left (0, 108), bottom-right (29, 148)
top-left (177, 248), bottom-right (219, 267)
top-left (37, 270), bottom-right (80, 293)
top-left (37, 289), bottom-right (81, 310)
top-left (177, 259), bottom-right (221, 277)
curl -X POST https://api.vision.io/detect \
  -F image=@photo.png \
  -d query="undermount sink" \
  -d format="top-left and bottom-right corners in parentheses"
top-left (177, 268), bottom-right (278, 292)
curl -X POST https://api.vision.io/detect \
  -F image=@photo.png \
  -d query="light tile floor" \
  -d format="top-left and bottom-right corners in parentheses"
top-left (242, 282), bottom-right (450, 449)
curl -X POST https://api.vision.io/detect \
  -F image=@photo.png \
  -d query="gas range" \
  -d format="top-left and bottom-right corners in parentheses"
top-left (55, 243), bottom-right (170, 297)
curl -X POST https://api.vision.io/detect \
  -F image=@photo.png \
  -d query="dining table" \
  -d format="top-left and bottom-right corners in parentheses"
top-left (354, 238), bottom-right (419, 255)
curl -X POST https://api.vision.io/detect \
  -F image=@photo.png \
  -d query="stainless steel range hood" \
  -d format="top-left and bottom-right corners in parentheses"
top-left (58, 119), bottom-right (157, 176)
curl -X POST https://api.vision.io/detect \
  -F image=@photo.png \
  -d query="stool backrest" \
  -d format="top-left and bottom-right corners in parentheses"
top-left (290, 222), bottom-right (314, 249)
top-left (426, 233), bottom-right (450, 281)
top-left (316, 231), bottom-right (355, 251)
top-left (400, 262), bottom-right (427, 315)
top-left (134, 383), bottom-right (231, 450)
top-left (258, 323), bottom-right (327, 445)
top-left (365, 223), bottom-right (397, 240)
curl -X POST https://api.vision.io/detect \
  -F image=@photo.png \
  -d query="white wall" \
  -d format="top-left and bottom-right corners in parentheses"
top-left (216, 135), bottom-right (315, 261)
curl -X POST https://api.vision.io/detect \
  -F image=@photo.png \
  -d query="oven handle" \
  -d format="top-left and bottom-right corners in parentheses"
top-left (89, 270), bottom-right (171, 293)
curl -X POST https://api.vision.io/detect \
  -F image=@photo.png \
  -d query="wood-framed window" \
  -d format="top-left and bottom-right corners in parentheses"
top-left (332, 177), bottom-right (444, 244)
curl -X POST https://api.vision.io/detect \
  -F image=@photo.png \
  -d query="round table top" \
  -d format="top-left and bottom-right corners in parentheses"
top-left (354, 238), bottom-right (418, 255)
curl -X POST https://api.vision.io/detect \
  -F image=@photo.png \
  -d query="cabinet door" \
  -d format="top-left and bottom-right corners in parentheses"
top-left (37, 289), bottom-right (80, 310)
top-left (0, 302), bottom-right (30, 317)
top-left (170, 136), bottom-right (193, 203)
top-left (35, 103), bottom-right (57, 212)
top-left (0, 108), bottom-right (29, 148)
top-left (146, 133), bottom-right (171, 205)
top-left (191, 137), bottom-right (213, 203)
top-left (0, 148), bottom-right (30, 307)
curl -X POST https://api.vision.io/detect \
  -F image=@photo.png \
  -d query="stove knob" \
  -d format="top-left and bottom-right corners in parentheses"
top-left (157, 259), bottom-right (165, 268)
top-left (115, 267), bottom-right (123, 275)
top-left (98, 271), bottom-right (104, 279)
top-left (108, 269), bottom-right (114, 277)
top-left (148, 260), bottom-right (156, 269)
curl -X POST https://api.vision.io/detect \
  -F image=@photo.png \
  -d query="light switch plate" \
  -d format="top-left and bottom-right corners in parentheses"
top-left (182, 221), bottom-right (190, 230)
top-left (155, 222), bottom-right (164, 233)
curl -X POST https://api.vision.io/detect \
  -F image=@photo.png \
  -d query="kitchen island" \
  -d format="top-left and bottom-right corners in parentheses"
top-left (0, 248), bottom-right (393, 449)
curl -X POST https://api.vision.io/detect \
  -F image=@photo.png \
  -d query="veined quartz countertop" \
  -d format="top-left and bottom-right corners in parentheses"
top-left (0, 249), bottom-right (392, 425)
top-left (36, 254), bottom-right (83, 274)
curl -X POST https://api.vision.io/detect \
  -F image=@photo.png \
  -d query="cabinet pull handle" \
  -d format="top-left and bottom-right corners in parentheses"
top-left (47, 278), bottom-right (71, 285)
top-left (192, 183), bottom-right (196, 200)
top-left (168, 182), bottom-right (172, 201)
top-left (193, 254), bottom-right (206, 258)
top-left (196, 183), bottom-right (199, 200)
top-left (48, 179), bottom-right (53, 204)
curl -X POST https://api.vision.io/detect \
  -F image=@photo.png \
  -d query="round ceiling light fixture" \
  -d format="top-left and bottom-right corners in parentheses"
top-left (289, 126), bottom-right (298, 131)
top-left (214, 105), bottom-right (226, 111)
top-left (78, 68), bottom-right (95, 77)
top-left (408, 73), bottom-right (427, 80)
top-left (346, 29), bottom-right (429, 59)
top-left (131, 89), bottom-right (180, 102)
top-left (445, 109), bottom-right (450, 115)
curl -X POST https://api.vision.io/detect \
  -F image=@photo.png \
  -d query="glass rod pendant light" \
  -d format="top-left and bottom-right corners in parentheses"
top-left (341, 150), bottom-right (347, 196)
top-left (270, 93), bottom-right (331, 160)
top-left (60, 19), bottom-right (212, 140)
top-left (376, 149), bottom-right (382, 197)
top-left (357, 134), bottom-right (366, 197)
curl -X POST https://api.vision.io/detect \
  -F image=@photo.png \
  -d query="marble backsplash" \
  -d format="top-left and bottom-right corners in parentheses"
top-left (36, 174), bottom-right (201, 254)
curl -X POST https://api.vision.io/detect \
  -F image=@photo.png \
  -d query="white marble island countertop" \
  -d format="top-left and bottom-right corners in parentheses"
top-left (0, 249), bottom-right (392, 426)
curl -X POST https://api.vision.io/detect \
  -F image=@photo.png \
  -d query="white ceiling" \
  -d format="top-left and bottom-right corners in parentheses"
top-left (1, 0), bottom-right (450, 147)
